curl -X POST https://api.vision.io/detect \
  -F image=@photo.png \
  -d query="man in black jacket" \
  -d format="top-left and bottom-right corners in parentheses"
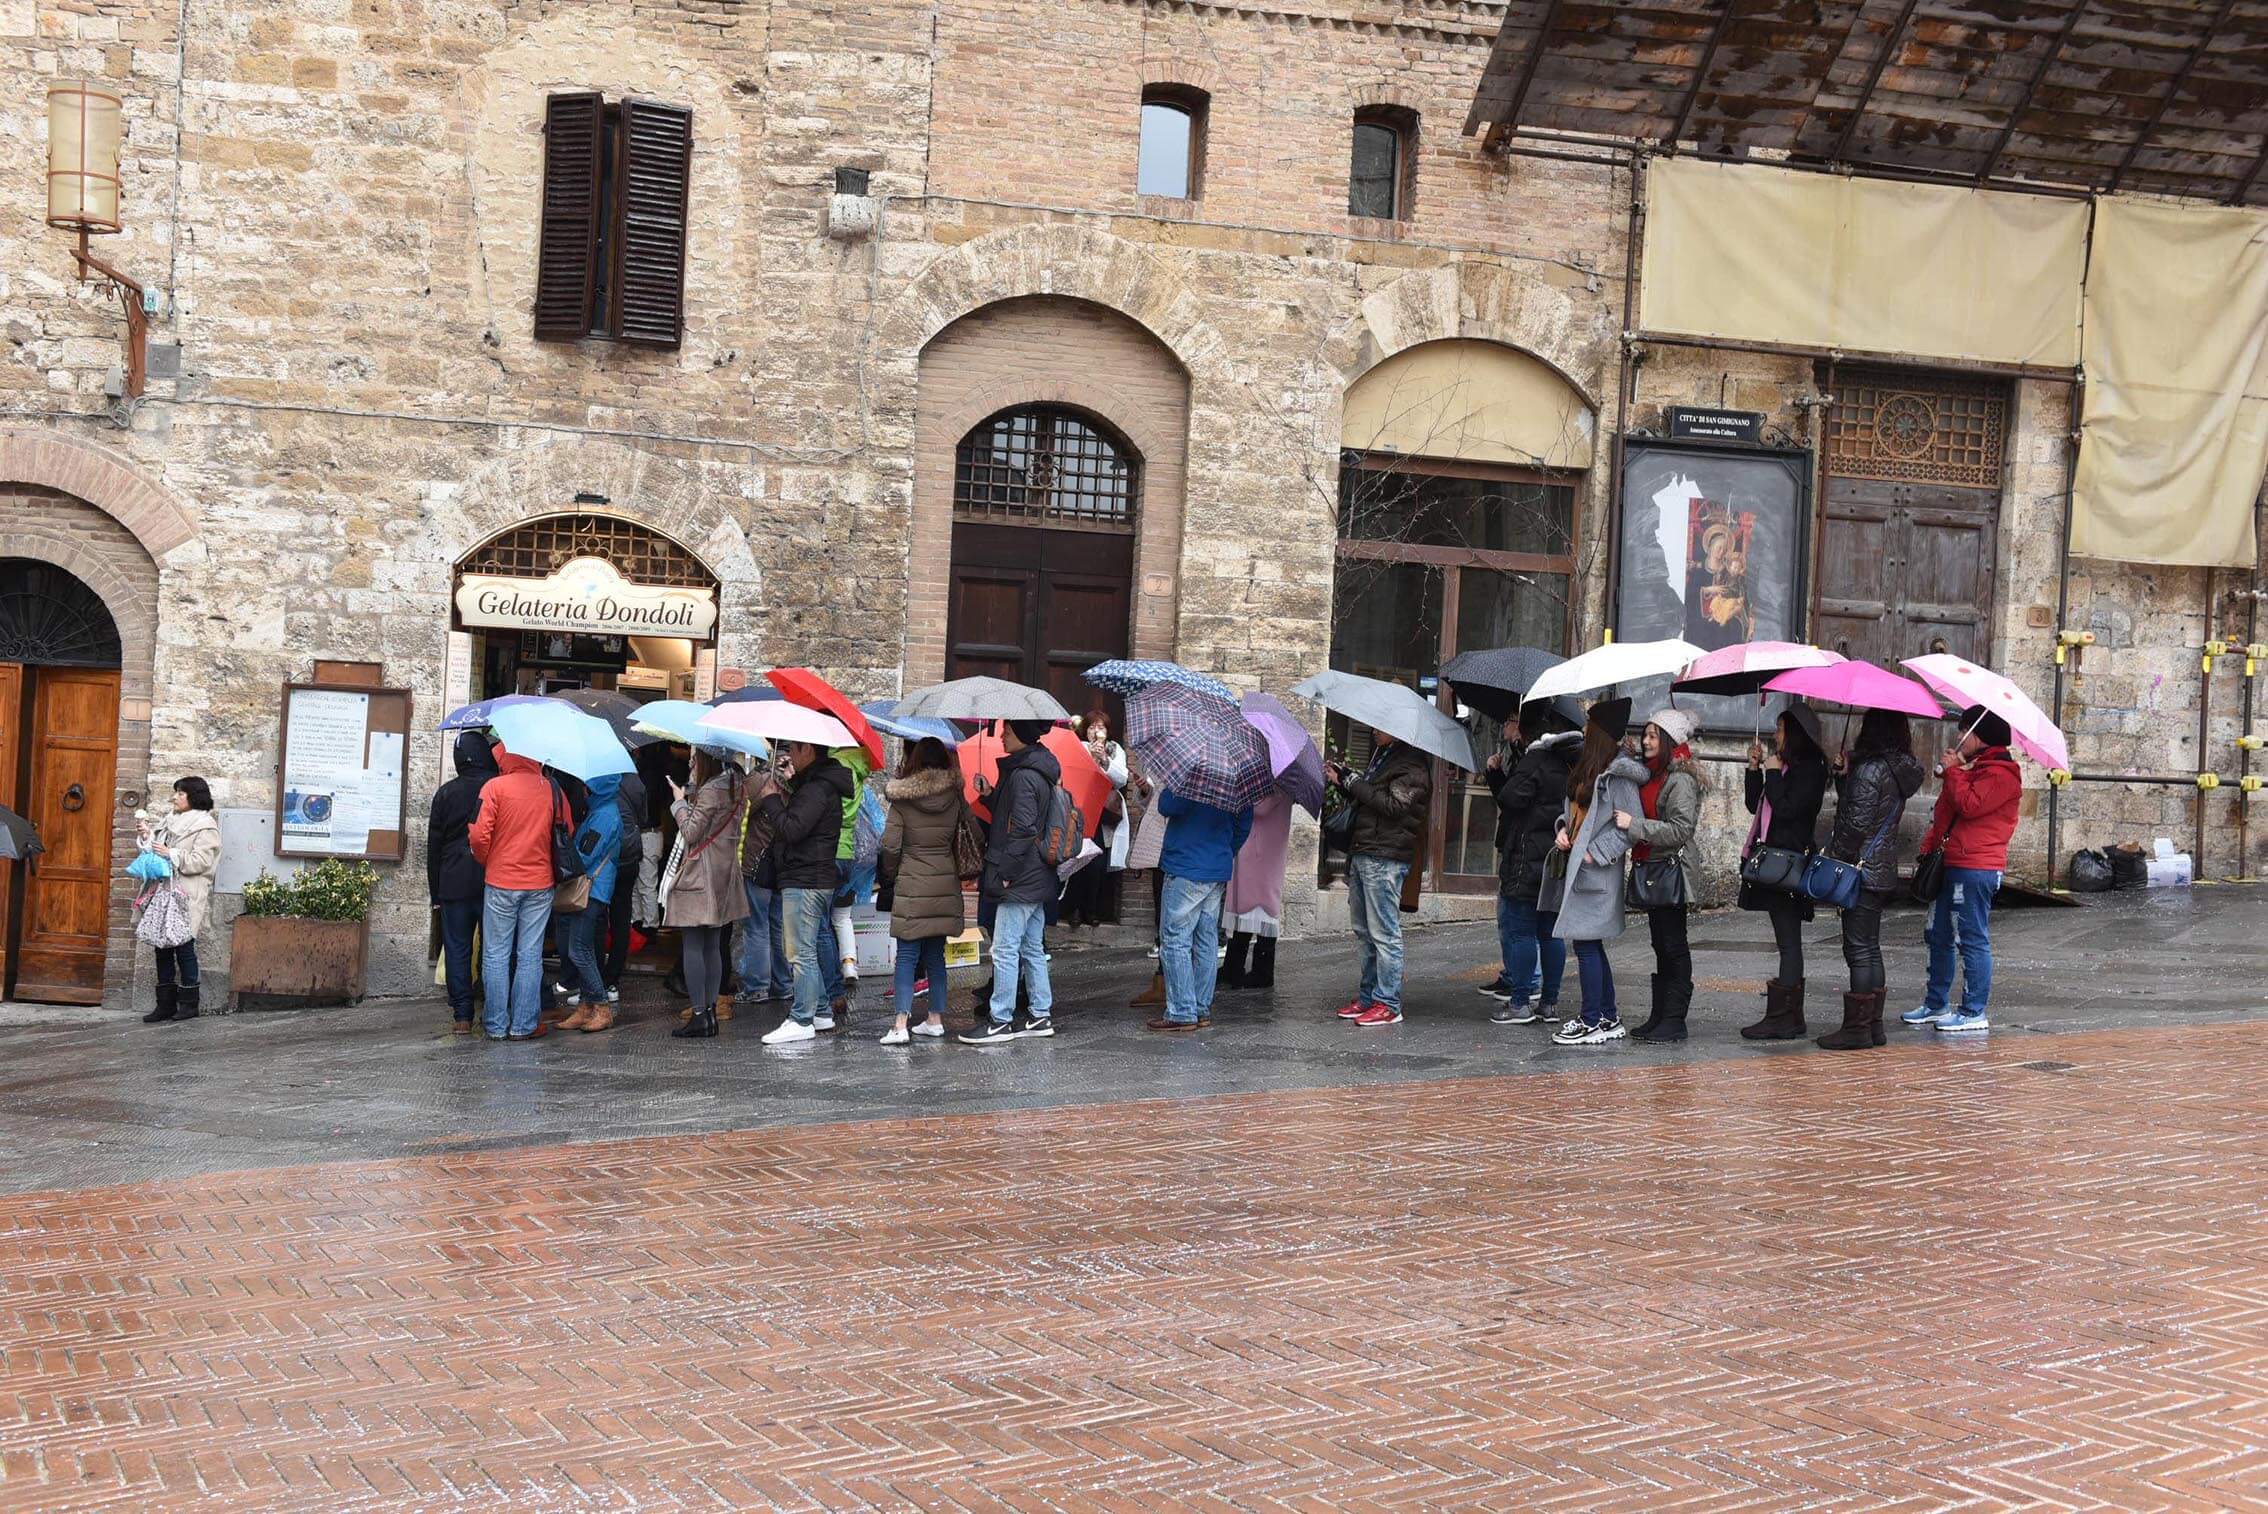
top-left (1324, 732), bottom-right (1432, 1028)
top-left (963, 720), bottom-right (1063, 1045)
top-left (1482, 708), bottom-right (1580, 1026)
top-left (426, 730), bottom-right (498, 1033)
top-left (754, 740), bottom-right (854, 1044)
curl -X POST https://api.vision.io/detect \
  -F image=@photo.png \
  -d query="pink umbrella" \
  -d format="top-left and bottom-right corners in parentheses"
top-left (1674, 640), bottom-right (1845, 696)
top-left (1901, 654), bottom-right (2071, 770)
top-left (1763, 660), bottom-right (1945, 719)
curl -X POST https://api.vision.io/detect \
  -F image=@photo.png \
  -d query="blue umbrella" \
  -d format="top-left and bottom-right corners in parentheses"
top-left (438, 694), bottom-right (555, 731)
top-left (488, 702), bottom-right (636, 780)
top-left (707, 685), bottom-right (785, 706)
top-left (636, 698), bottom-right (768, 759)
top-left (1083, 659), bottom-right (1235, 703)
top-left (860, 700), bottom-right (962, 749)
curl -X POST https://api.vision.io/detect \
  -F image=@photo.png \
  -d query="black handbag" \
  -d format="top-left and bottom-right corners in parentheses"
top-left (1910, 848), bottom-right (1946, 903)
top-left (1627, 856), bottom-right (1686, 909)
top-left (1320, 799), bottom-right (1356, 851)
top-left (1740, 844), bottom-right (1808, 894)
top-left (547, 778), bottom-right (580, 884)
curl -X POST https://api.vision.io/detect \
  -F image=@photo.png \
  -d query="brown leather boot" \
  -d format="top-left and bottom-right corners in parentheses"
top-left (578, 1002), bottom-right (616, 1033)
top-left (558, 1000), bottom-right (596, 1032)
top-left (1130, 971), bottom-right (1166, 1007)
top-left (681, 997), bottom-right (734, 1023)
top-left (1815, 989), bottom-right (1876, 1050)
top-left (1740, 979), bottom-right (1808, 1040)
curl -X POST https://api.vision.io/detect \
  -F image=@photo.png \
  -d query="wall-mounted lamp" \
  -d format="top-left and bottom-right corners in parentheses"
top-left (46, 81), bottom-right (147, 398)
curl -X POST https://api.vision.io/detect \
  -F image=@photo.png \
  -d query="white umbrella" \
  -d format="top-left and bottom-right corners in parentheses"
top-left (896, 676), bottom-right (1070, 722)
top-left (1289, 670), bottom-right (1479, 771)
top-left (697, 700), bottom-right (854, 751)
top-left (1522, 638), bottom-right (1705, 705)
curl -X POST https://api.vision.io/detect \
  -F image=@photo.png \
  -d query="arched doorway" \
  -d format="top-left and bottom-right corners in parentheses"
top-left (0, 558), bottom-right (125, 1003)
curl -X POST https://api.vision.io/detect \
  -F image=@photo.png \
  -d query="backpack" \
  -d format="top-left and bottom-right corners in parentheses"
top-left (546, 778), bottom-right (579, 884)
top-left (1037, 784), bottom-right (1085, 869)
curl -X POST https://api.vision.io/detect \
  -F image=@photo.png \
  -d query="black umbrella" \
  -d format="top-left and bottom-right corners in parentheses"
top-left (1441, 646), bottom-right (1565, 721)
top-left (0, 803), bottom-right (43, 861)
top-left (550, 689), bottom-right (662, 748)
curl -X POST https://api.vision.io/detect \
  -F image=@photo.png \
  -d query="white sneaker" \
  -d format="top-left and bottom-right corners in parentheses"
top-left (605, 986), bottom-right (620, 1004)
top-left (879, 1026), bottom-right (910, 1046)
top-left (1146, 945), bottom-right (1160, 958)
top-left (761, 1019), bottom-right (816, 1045)
top-left (909, 1019), bottom-right (946, 1038)
top-left (813, 1013), bottom-right (836, 1032)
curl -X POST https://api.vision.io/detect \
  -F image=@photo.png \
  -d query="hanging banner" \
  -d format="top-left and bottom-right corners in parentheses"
top-left (455, 556), bottom-right (717, 638)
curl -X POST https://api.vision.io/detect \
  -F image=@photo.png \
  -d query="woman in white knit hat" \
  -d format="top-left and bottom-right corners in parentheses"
top-left (1613, 708), bottom-right (1704, 1041)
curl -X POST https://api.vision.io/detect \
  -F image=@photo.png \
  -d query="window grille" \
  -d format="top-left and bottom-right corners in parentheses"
top-left (0, 558), bottom-right (122, 667)
top-left (954, 407), bottom-right (1140, 531)
top-left (1826, 369), bottom-right (2009, 488)
top-left (458, 513), bottom-right (714, 587)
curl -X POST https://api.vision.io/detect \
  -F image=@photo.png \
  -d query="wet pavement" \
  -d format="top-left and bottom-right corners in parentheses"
top-left (0, 885), bottom-right (2254, 1196)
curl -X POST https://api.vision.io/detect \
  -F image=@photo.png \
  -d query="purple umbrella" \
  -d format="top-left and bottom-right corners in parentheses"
top-left (1127, 683), bottom-right (1276, 813)
top-left (1240, 691), bottom-right (1325, 816)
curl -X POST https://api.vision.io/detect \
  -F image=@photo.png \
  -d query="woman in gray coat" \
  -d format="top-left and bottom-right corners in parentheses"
top-left (1548, 699), bottom-right (1647, 1046)
top-left (1615, 708), bottom-right (1704, 1043)
top-left (879, 737), bottom-right (965, 1045)
top-left (665, 749), bottom-right (749, 1038)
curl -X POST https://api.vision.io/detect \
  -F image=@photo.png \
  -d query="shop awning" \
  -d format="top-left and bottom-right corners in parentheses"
top-left (1465, 0), bottom-right (2268, 208)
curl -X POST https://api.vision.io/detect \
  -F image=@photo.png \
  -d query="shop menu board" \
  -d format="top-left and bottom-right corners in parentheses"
top-left (275, 683), bottom-right (413, 861)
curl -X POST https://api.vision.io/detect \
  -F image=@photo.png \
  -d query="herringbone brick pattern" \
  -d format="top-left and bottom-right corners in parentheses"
top-left (2, 1024), bottom-right (2263, 1512)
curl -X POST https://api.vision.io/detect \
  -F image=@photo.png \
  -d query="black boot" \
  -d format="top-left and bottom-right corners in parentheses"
top-left (175, 984), bottom-right (202, 1020)
top-left (672, 1006), bottom-right (718, 1039)
top-left (1816, 989), bottom-right (1878, 1051)
top-left (1247, 936), bottom-right (1277, 989)
top-left (1631, 974), bottom-right (1667, 1039)
top-left (1635, 977), bottom-right (1689, 1043)
top-left (1741, 979), bottom-right (1807, 1040)
top-left (1221, 933), bottom-right (1251, 990)
top-left (142, 982), bottom-right (178, 1024)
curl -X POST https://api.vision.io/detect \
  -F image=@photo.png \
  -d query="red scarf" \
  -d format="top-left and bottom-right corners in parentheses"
top-left (1631, 746), bottom-right (1690, 863)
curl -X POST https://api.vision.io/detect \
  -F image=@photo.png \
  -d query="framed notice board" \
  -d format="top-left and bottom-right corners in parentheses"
top-left (274, 682), bottom-right (414, 862)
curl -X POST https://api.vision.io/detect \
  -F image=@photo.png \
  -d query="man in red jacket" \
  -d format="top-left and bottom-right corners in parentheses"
top-left (469, 746), bottom-right (567, 1041)
top-left (1904, 706), bottom-right (2021, 1036)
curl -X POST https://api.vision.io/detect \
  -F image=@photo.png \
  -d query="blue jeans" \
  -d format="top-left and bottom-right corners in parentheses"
top-left (1923, 867), bottom-right (2000, 1013)
top-left (737, 880), bottom-right (793, 999)
top-left (894, 935), bottom-right (949, 1023)
top-left (1159, 873), bottom-right (1226, 1024)
top-left (438, 898), bottom-right (481, 1018)
top-left (1496, 895), bottom-right (1566, 1006)
top-left (481, 885), bottom-right (552, 1038)
top-left (561, 902), bottom-right (605, 1004)
top-left (781, 886), bottom-right (833, 1026)
top-left (1572, 938), bottom-right (1616, 1024)
top-left (818, 909), bottom-right (846, 1000)
top-left (1347, 853), bottom-right (1409, 1012)
top-left (988, 899), bottom-right (1053, 1026)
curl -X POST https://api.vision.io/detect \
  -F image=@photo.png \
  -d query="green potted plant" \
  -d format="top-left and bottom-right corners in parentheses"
top-left (229, 858), bottom-right (380, 1010)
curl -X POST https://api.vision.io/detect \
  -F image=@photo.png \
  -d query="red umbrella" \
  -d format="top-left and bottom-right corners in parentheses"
top-left (767, 667), bottom-right (884, 768)
top-left (959, 723), bottom-right (1108, 837)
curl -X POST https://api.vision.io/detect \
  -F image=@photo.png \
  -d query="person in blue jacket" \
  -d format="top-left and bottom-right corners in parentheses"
top-left (557, 772), bottom-right (625, 1034)
top-left (1149, 786), bottom-right (1254, 1032)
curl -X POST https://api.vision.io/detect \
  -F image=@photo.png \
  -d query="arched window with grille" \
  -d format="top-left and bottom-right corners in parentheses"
top-left (953, 406), bottom-right (1141, 533)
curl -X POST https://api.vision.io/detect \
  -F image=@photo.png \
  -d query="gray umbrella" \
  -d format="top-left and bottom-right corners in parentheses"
top-left (1289, 670), bottom-right (1480, 771)
top-left (1441, 646), bottom-right (1564, 722)
top-left (895, 676), bottom-right (1071, 723)
top-left (0, 803), bottom-right (41, 861)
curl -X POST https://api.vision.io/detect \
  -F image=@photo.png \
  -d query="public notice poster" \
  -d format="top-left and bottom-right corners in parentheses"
top-left (278, 686), bottom-right (411, 859)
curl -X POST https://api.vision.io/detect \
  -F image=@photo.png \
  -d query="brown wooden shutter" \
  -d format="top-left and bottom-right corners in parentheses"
top-left (534, 92), bottom-right (603, 341)
top-left (609, 99), bottom-right (693, 348)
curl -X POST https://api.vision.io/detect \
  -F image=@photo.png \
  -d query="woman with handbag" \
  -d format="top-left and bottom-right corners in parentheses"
top-left (1614, 709), bottom-right (1703, 1043)
top-left (1818, 710), bottom-right (1925, 1051)
top-left (664, 748), bottom-right (750, 1039)
top-left (139, 776), bottom-right (222, 1024)
top-left (1740, 704), bottom-right (1830, 1041)
top-left (1063, 711), bottom-right (1128, 927)
top-left (1549, 699), bottom-right (1648, 1046)
top-left (878, 737), bottom-right (966, 1045)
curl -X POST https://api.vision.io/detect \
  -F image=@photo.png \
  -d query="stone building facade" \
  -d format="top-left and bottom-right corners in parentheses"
top-left (2, 0), bottom-right (2256, 1008)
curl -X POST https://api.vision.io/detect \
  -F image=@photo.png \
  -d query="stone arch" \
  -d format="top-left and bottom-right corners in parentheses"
top-left (0, 429), bottom-right (197, 561)
top-left (1328, 259), bottom-right (1614, 405)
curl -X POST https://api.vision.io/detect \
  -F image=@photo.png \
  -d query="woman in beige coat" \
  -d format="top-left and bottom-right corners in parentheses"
top-left (878, 737), bottom-right (964, 1045)
top-left (664, 749), bottom-right (750, 1038)
top-left (143, 775), bottom-right (222, 1023)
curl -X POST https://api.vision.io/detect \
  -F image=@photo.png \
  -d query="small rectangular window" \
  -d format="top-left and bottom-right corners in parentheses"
top-left (1137, 86), bottom-right (1208, 200)
top-left (535, 92), bottom-right (692, 348)
top-left (1350, 111), bottom-right (1414, 221)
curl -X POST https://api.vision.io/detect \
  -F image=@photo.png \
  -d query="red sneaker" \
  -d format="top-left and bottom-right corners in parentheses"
top-left (1353, 1004), bottom-right (1403, 1027)
top-left (1335, 999), bottom-right (1370, 1020)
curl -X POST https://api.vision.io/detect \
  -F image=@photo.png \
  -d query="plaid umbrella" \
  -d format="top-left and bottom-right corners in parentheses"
top-left (1127, 683), bottom-right (1275, 813)
top-left (1083, 659), bottom-right (1236, 703)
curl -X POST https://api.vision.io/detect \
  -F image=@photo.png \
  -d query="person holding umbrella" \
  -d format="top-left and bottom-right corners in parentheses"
top-left (1323, 729), bottom-right (1432, 1028)
top-left (1547, 700), bottom-right (1647, 1045)
top-left (877, 736), bottom-right (965, 1045)
top-left (1481, 700), bottom-right (1580, 1022)
top-left (425, 732), bottom-right (498, 1035)
top-left (663, 749), bottom-right (750, 1038)
top-left (1903, 706), bottom-right (2021, 1036)
top-left (469, 741), bottom-right (572, 1041)
top-left (1149, 785), bottom-right (1253, 1032)
top-left (1740, 704), bottom-right (1831, 1041)
top-left (962, 719), bottom-right (1064, 1046)
top-left (1614, 708), bottom-right (1704, 1043)
top-left (1818, 710), bottom-right (1926, 1051)
top-left (751, 738), bottom-right (857, 1044)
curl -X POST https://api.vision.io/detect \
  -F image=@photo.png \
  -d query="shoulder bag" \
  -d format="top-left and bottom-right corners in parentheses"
top-left (1803, 809), bottom-right (1897, 911)
top-left (1627, 856), bottom-right (1686, 910)
top-left (546, 778), bottom-right (580, 884)
top-left (951, 796), bottom-right (988, 882)
top-left (1910, 848), bottom-right (1946, 903)
top-left (1738, 793), bottom-right (1807, 894)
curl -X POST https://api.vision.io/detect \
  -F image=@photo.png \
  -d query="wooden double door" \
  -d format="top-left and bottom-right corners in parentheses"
top-left (1815, 477), bottom-right (1999, 669)
top-left (0, 664), bottom-right (122, 1003)
top-left (946, 521), bottom-right (1132, 720)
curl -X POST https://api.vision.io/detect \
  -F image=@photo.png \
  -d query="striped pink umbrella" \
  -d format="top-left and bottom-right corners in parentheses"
top-left (1673, 640), bottom-right (1844, 696)
top-left (1902, 654), bottom-right (2071, 771)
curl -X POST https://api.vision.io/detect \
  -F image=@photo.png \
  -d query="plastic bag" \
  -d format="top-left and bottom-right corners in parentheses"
top-left (2108, 843), bottom-right (2150, 891)
top-left (2067, 848), bottom-right (2114, 893)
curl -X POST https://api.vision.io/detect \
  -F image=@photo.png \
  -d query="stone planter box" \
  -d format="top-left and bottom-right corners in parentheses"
top-left (229, 915), bottom-right (369, 1011)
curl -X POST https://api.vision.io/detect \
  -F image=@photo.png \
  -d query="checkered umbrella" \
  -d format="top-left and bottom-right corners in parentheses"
top-left (1126, 683), bottom-right (1276, 813)
top-left (1083, 659), bottom-right (1236, 703)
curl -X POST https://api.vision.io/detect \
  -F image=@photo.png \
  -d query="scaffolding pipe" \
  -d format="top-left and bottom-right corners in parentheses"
top-left (2044, 373), bottom-right (2085, 883)
top-left (1602, 152), bottom-right (1648, 641)
top-left (2199, 570), bottom-right (2215, 878)
top-left (2243, 585), bottom-right (2259, 879)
